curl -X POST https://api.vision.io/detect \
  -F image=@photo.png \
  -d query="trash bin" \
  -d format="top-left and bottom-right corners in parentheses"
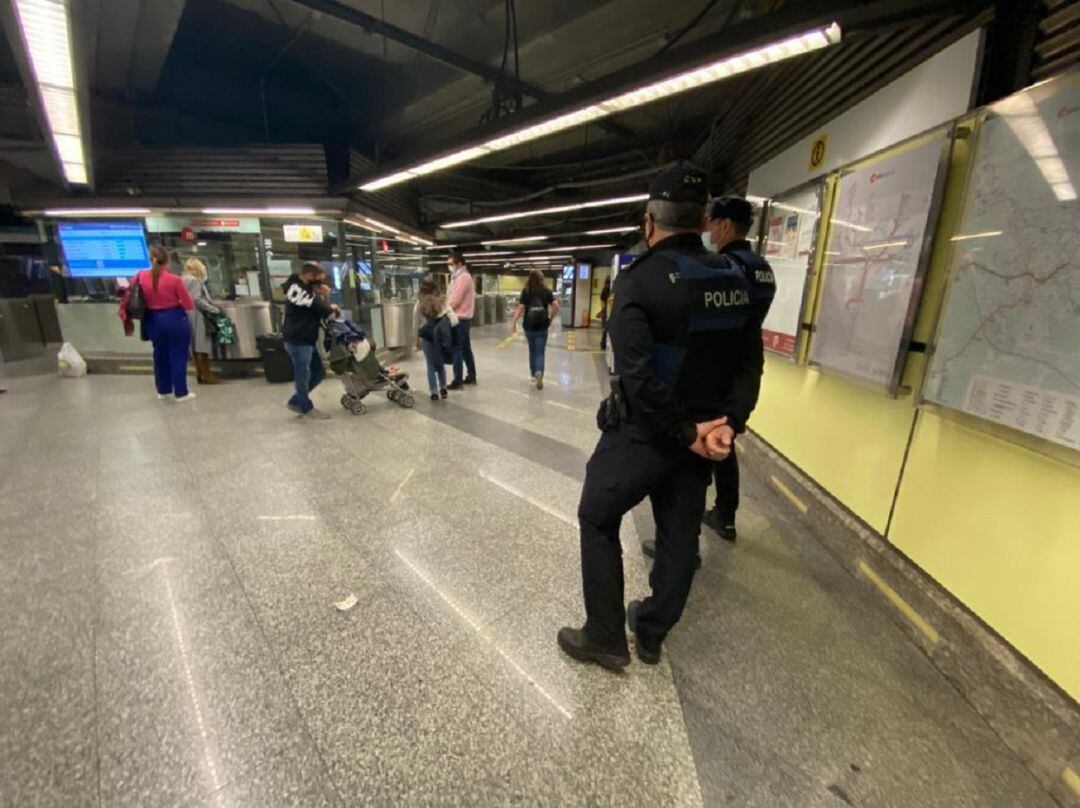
top-left (256, 334), bottom-right (294, 383)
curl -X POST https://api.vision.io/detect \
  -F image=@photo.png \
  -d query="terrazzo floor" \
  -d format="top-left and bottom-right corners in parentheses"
top-left (0, 323), bottom-right (1058, 807)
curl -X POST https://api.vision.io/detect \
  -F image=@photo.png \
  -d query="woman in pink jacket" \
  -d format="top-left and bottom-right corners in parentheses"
top-left (134, 245), bottom-right (195, 401)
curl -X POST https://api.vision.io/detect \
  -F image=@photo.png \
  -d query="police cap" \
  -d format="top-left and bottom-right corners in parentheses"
top-left (648, 166), bottom-right (708, 205)
top-left (709, 196), bottom-right (754, 226)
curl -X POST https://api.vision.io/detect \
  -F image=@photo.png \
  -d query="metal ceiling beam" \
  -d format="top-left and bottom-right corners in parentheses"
top-left (285, 0), bottom-right (641, 143)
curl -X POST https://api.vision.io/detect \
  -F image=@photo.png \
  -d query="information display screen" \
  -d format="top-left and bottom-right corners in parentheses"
top-left (923, 74), bottom-right (1080, 451)
top-left (58, 222), bottom-right (150, 277)
top-left (761, 182), bottom-right (823, 357)
top-left (808, 133), bottom-right (947, 389)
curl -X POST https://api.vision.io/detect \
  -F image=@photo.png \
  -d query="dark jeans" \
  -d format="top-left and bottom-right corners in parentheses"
top-left (452, 317), bottom-right (476, 382)
top-left (420, 338), bottom-right (447, 395)
top-left (284, 341), bottom-right (325, 414)
top-left (711, 441), bottom-right (739, 519)
top-left (599, 308), bottom-right (608, 350)
top-left (524, 328), bottom-right (548, 376)
top-left (577, 428), bottom-right (710, 651)
top-left (146, 307), bottom-right (192, 397)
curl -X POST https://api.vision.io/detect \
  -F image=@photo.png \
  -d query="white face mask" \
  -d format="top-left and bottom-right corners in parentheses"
top-left (702, 229), bottom-right (717, 253)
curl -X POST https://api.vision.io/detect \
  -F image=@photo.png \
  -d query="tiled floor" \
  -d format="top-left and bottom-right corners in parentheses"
top-left (0, 325), bottom-right (1058, 807)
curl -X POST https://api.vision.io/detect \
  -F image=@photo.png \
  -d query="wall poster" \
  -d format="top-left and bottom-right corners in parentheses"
top-left (808, 132), bottom-right (949, 389)
top-left (923, 73), bottom-right (1080, 451)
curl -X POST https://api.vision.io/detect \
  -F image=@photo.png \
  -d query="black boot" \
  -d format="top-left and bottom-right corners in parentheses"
top-left (556, 627), bottom-right (629, 671)
top-left (702, 509), bottom-right (737, 542)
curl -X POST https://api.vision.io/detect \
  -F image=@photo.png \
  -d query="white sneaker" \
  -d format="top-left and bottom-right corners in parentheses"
top-left (157, 393), bottom-right (171, 401)
top-left (303, 407), bottom-right (330, 420)
top-left (175, 392), bottom-right (198, 403)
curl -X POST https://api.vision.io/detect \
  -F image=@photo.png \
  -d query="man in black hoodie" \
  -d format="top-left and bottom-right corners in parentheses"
top-left (282, 262), bottom-right (339, 419)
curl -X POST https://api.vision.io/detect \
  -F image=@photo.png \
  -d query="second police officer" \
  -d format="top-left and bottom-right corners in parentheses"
top-left (641, 195), bottom-right (776, 565)
top-left (558, 167), bottom-right (776, 670)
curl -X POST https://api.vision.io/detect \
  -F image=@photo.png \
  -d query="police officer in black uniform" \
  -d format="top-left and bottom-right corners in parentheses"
top-left (557, 167), bottom-right (767, 671)
top-left (641, 196), bottom-right (775, 564)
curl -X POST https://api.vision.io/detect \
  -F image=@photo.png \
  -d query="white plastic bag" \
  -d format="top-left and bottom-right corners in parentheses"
top-left (57, 342), bottom-right (87, 378)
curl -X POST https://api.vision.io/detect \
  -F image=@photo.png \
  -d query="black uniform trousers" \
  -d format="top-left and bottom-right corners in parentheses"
top-left (578, 427), bottom-right (711, 651)
top-left (710, 440), bottom-right (739, 519)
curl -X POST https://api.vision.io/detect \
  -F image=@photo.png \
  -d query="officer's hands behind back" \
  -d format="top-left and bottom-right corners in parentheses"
top-left (690, 418), bottom-right (733, 461)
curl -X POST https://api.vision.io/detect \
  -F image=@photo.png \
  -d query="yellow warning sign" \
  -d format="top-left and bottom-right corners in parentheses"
top-left (808, 134), bottom-right (828, 172)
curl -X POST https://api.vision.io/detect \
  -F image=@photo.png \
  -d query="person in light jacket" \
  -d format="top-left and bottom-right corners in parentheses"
top-left (181, 258), bottom-right (223, 384)
top-left (414, 273), bottom-right (458, 401)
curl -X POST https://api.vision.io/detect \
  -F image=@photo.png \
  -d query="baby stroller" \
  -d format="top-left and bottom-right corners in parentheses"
top-left (324, 317), bottom-right (413, 415)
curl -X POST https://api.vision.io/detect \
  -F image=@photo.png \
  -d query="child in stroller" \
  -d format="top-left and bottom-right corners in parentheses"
top-left (324, 317), bottom-right (413, 414)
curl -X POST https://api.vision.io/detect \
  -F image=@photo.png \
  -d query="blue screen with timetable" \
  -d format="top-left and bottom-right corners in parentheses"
top-left (58, 222), bottom-right (150, 277)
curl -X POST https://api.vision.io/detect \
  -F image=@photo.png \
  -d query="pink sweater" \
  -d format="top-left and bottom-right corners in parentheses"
top-left (135, 269), bottom-right (193, 311)
top-left (447, 268), bottom-right (476, 319)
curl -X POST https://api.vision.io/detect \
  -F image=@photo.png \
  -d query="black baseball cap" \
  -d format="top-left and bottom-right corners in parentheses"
top-left (648, 166), bottom-right (708, 205)
top-left (709, 196), bottom-right (754, 225)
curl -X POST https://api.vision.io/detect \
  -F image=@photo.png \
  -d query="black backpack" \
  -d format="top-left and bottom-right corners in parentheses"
top-left (523, 295), bottom-right (549, 329)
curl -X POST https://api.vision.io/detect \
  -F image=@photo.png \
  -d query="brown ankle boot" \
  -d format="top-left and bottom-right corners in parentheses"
top-left (195, 353), bottom-right (221, 384)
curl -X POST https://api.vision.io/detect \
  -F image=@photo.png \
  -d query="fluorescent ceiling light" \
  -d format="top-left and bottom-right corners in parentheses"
top-left (202, 207), bottom-right (316, 216)
top-left (584, 226), bottom-right (637, 235)
top-left (362, 215), bottom-right (400, 233)
top-left (950, 230), bottom-right (1003, 242)
top-left (480, 235), bottom-right (548, 245)
top-left (442, 194), bottom-right (648, 229)
top-left (361, 23), bottom-right (841, 192)
top-left (526, 243), bottom-right (616, 253)
top-left (197, 241), bottom-right (207, 246)
top-left (44, 207), bottom-right (151, 216)
top-left (13, 0), bottom-right (87, 185)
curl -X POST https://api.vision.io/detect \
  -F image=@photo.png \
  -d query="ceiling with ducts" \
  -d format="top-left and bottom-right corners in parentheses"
top-left (1, 0), bottom-right (1036, 244)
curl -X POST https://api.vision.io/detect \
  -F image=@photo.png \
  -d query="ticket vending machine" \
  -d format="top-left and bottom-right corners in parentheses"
top-left (558, 262), bottom-right (593, 328)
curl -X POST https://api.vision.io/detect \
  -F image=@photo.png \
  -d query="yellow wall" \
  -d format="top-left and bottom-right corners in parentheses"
top-left (889, 412), bottom-right (1080, 700)
top-left (748, 118), bottom-right (1080, 702)
top-left (753, 358), bottom-right (916, 533)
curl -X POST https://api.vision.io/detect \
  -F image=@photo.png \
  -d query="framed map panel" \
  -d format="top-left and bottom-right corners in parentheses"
top-left (923, 73), bottom-right (1080, 451)
top-left (761, 182), bottom-right (824, 358)
top-left (808, 131), bottom-right (951, 390)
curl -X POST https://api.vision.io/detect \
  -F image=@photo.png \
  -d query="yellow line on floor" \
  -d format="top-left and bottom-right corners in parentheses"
top-left (1064, 767), bottom-right (1080, 798)
top-left (496, 333), bottom-right (520, 349)
top-left (118, 364), bottom-right (154, 372)
top-left (858, 561), bottom-right (941, 645)
top-left (769, 475), bottom-right (808, 514)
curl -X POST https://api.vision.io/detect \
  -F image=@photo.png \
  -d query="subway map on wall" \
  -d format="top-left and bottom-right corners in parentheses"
top-left (924, 74), bottom-right (1080, 451)
top-left (808, 133), bottom-right (947, 388)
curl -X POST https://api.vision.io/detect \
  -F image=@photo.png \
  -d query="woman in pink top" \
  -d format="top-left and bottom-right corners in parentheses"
top-left (134, 245), bottom-right (196, 401)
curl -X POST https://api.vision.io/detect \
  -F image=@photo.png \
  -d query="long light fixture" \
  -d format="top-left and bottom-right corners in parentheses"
top-left (480, 235), bottom-right (549, 246)
top-left (584, 226), bottom-right (638, 235)
top-left (44, 207), bottom-right (151, 216)
top-left (13, 0), bottom-right (87, 185)
top-left (202, 206), bottom-right (316, 216)
top-left (442, 193), bottom-right (647, 229)
top-left (361, 23), bottom-right (841, 192)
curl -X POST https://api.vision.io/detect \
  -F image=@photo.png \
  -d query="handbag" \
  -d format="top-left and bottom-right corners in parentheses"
top-left (126, 278), bottom-right (146, 319)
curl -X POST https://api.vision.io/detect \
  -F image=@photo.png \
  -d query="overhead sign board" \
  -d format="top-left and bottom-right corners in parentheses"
top-left (145, 216), bottom-right (261, 234)
top-left (283, 224), bottom-right (324, 243)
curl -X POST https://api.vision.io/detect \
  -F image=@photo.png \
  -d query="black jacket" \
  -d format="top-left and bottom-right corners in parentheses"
top-left (609, 232), bottom-right (772, 448)
top-left (281, 274), bottom-right (333, 345)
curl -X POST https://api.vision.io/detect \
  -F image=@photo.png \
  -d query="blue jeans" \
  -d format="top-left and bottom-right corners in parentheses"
top-left (145, 307), bottom-right (191, 397)
top-left (284, 341), bottom-right (325, 414)
top-left (524, 328), bottom-right (548, 376)
top-left (452, 318), bottom-right (476, 383)
top-left (420, 339), bottom-right (447, 395)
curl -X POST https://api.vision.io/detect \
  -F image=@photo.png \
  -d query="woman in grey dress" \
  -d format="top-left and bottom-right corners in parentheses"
top-left (181, 258), bottom-right (223, 384)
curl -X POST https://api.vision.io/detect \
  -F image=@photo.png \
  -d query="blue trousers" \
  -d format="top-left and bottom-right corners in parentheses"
top-left (284, 341), bottom-right (325, 414)
top-left (420, 339), bottom-right (447, 395)
top-left (451, 317), bottom-right (476, 383)
top-left (146, 308), bottom-right (192, 397)
top-left (524, 328), bottom-right (548, 376)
